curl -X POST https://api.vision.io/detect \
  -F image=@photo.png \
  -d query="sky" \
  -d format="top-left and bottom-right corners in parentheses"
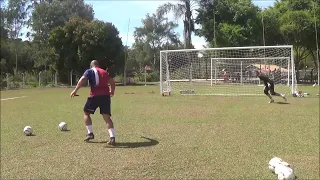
top-left (22, 0), bottom-right (276, 48)
top-left (83, 0), bottom-right (276, 49)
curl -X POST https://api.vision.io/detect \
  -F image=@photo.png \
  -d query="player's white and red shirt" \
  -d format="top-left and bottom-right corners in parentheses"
top-left (83, 67), bottom-right (110, 97)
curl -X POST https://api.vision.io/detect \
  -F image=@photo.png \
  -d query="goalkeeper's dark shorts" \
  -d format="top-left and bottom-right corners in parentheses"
top-left (264, 81), bottom-right (275, 95)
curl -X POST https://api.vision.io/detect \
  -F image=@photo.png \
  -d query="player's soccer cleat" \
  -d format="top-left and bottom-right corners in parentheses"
top-left (269, 99), bottom-right (275, 103)
top-left (281, 94), bottom-right (287, 101)
top-left (84, 133), bottom-right (94, 142)
top-left (107, 137), bottom-right (116, 146)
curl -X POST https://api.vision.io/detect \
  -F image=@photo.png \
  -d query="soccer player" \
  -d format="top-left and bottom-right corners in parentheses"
top-left (70, 60), bottom-right (116, 145)
top-left (255, 70), bottom-right (287, 103)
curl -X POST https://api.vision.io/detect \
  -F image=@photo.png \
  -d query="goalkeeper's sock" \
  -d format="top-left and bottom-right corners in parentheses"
top-left (86, 125), bottom-right (93, 134)
top-left (108, 128), bottom-right (115, 138)
top-left (281, 94), bottom-right (287, 101)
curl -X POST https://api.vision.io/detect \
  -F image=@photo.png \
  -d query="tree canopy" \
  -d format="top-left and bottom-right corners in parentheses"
top-left (0, 0), bottom-right (319, 86)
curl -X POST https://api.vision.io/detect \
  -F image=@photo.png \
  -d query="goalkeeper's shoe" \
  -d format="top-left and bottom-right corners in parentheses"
top-left (107, 137), bottom-right (116, 146)
top-left (269, 99), bottom-right (275, 103)
top-left (281, 94), bottom-right (287, 101)
top-left (84, 133), bottom-right (94, 142)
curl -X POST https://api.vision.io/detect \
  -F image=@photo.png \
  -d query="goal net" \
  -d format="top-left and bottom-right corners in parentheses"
top-left (160, 45), bottom-right (297, 96)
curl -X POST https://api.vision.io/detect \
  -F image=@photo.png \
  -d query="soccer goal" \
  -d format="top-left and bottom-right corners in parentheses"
top-left (160, 45), bottom-right (297, 96)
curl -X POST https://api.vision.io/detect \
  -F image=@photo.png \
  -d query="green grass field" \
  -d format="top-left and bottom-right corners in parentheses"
top-left (1, 85), bottom-right (319, 179)
top-left (166, 81), bottom-right (293, 96)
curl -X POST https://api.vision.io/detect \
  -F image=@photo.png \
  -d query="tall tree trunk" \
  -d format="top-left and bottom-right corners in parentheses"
top-left (15, 50), bottom-right (18, 75)
top-left (308, 49), bottom-right (318, 71)
top-left (183, 20), bottom-right (188, 49)
top-left (185, 0), bottom-right (192, 49)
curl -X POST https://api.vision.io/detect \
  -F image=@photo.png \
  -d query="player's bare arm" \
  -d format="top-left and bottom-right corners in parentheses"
top-left (70, 76), bottom-right (88, 97)
top-left (108, 77), bottom-right (116, 96)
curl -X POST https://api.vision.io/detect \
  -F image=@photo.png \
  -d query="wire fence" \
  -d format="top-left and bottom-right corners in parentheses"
top-left (0, 69), bottom-right (317, 90)
top-left (0, 70), bottom-right (83, 90)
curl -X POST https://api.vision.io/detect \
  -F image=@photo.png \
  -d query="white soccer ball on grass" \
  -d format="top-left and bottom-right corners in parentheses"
top-left (58, 122), bottom-right (68, 131)
top-left (268, 157), bottom-right (283, 173)
top-left (23, 126), bottom-right (33, 136)
top-left (275, 162), bottom-right (294, 180)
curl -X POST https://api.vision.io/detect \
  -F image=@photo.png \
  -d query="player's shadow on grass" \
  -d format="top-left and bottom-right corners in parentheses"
top-left (276, 102), bottom-right (290, 104)
top-left (98, 136), bottom-right (159, 148)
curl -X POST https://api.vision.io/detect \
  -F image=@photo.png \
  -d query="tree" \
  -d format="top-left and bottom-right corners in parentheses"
top-left (133, 13), bottom-right (181, 70)
top-left (5, 0), bottom-right (29, 74)
top-left (195, 0), bottom-right (262, 47)
top-left (49, 18), bottom-right (124, 82)
top-left (30, 0), bottom-right (94, 42)
top-left (273, 0), bottom-right (318, 81)
top-left (125, 46), bottom-right (140, 72)
top-left (0, 0), bottom-right (8, 39)
top-left (260, 7), bottom-right (286, 46)
top-left (29, 0), bottom-right (94, 72)
top-left (157, 0), bottom-right (196, 49)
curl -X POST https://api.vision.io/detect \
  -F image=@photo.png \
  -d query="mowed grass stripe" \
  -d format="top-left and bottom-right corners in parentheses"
top-left (1, 85), bottom-right (319, 179)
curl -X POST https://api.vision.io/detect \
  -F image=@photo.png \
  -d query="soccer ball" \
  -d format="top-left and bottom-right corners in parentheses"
top-left (23, 126), bottom-right (33, 136)
top-left (275, 163), bottom-right (294, 180)
top-left (58, 122), bottom-right (68, 131)
top-left (280, 161), bottom-right (292, 168)
top-left (268, 157), bottom-right (283, 173)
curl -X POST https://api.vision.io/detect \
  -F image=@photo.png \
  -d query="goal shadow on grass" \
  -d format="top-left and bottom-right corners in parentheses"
top-left (89, 136), bottom-right (159, 148)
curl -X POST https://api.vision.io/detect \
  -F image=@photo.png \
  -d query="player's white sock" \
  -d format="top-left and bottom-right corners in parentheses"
top-left (86, 125), bottom-right (93, 134)
top-left (108, 128), bottom-right (115, 138)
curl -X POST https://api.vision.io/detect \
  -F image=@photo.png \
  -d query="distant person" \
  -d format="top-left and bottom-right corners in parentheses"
top-left (70, 60), bottom-right (116, 145)
top-left (236, 73), bottom-right (240, 82)
top-left (222, 70), bottom-right (228, 82)
top-left (255, 70), bottom-right (287, 103)
top-left (310, 69), bottom-right (313, 83)
top-left (304, 70), bottom-right (307, 82)
top-left (248, 70), bottom-right (252, 80)
top-left (272, 68), bottom-right (276, 81)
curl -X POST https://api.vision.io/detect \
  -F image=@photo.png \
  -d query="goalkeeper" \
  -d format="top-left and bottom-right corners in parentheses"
top-left (255, 70), bottom-right (287, 103)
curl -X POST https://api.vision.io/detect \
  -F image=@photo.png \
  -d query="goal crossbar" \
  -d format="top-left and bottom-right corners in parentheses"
top-left (160, 45), bottom-right (293, 53)
top-left (160, 45), bottom-right (297, 96)
top-left (211, 57), bottom-right (289, 60)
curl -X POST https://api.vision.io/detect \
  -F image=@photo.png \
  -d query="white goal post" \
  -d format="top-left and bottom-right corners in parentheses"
top-left (160, 45), bottom-right (297, 96)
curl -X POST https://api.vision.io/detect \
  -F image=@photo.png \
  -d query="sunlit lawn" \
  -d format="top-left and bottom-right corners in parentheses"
top-left (1, 85), bottom-right (319, 179)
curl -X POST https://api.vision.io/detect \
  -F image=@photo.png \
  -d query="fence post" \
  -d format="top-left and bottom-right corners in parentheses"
top-left (6, 73), bottom-right (9, 90)
top-left (75, 74), bottom-right (78, 85)
top-left (55, 72), bottom-right (58, 86)
top-left (70, 70), bottom-right (73, 87)
top-left (39, 71), bottom-right (42, 87)
top-left (22, 73), bottom-right (25, 88)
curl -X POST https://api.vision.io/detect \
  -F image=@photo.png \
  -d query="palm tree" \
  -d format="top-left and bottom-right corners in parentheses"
top-left (157, 0), bottom-right (197, 49)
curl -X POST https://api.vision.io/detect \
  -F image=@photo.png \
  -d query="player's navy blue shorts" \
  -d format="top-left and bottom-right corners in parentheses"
top-left (84, 95), bottom-right (111, 115)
